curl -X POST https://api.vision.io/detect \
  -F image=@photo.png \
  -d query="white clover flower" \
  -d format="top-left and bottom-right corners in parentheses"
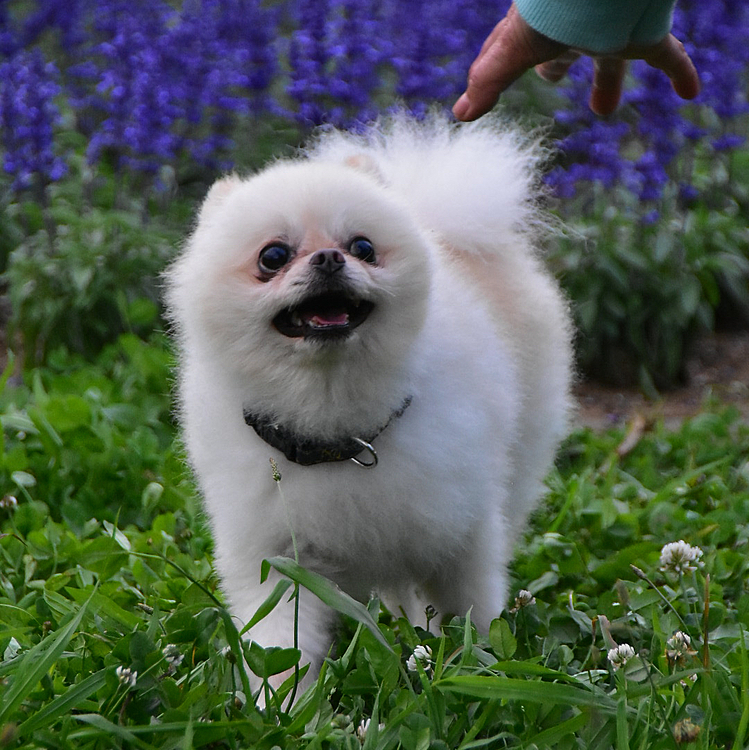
top-left (356, 718), bottom-right (384, 744)
top-left (510, 589), bottom-right (536, 613)
top-left (659, 540), bottom-right (703, 574)
top-left (115, 665), bottom-right (137, 688)
top-left (666, 631), bottom-right (697, 666)
top-left (607, 643), bottom-right (636, 671)
top-left (666, 631), bottom-right (692, 653)
top-left (356, 718), bottom-right (370, 743)
top-left (162, 644), bottom-right (184, 668)
top-left (679, 673), bottom-right (698, 689)
top-left (0, 495), bottom-right (17, 510)
top-left (406, 644), bottom-right (433, 674)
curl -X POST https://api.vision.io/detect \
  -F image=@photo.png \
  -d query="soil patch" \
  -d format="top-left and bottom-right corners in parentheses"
top-left (575, 331), bottom-right (749, 430)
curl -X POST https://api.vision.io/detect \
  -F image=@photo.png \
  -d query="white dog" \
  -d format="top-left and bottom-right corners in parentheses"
top-left (166, 113), bottom-right (573, 685)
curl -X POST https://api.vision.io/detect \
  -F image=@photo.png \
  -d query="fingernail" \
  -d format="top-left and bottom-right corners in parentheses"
top-left (452, 93), bottom-right (471, 120)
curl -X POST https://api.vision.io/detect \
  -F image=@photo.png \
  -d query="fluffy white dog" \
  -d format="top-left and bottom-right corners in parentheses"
top-left (166, 114), bottom-right (573, 685)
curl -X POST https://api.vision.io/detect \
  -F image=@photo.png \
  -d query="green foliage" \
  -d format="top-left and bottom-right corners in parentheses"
top-left (0, 123), bottom-right (303, 370)
top-left (1, 340), bottom-right (748, 747)
top-left (552, 146), bottom-right (749, 391)
top-left (2, 154), bottom-right (181, 367)
top-left (0, 333), bottom-right (188, 530)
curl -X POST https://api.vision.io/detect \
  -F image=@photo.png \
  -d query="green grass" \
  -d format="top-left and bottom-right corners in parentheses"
top-left (1, 334), bottom-right (748, 748)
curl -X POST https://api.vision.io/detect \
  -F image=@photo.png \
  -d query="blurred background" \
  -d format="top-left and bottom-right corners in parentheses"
top-left (1, 6), bottom-right (748, 744)
top-left (1, 0), bottom-right (748, 391)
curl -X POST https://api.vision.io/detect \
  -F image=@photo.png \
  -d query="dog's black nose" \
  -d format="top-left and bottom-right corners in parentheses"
top-left (309, 248), bottom-right (345, 275)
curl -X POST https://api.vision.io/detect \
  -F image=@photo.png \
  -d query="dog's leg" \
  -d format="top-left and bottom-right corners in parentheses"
top-left (224, 564), bottom-right (337, 705)
top-left (423, 510), bottom-right (514, 632)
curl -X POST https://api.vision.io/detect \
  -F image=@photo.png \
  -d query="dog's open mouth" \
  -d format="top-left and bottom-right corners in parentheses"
top-left (273, 292), bottom-right (375, 339)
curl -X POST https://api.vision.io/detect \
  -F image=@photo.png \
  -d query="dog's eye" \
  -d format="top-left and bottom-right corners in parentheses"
top-left (348, 237), bottom-right (376, 264)
top-left (258, 243), bottom-right (292, 273)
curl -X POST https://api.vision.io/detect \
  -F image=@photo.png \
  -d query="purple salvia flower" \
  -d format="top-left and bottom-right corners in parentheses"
top-left (326, 0), bottom-right (387, 127)
top-left (181, 0), bottom-right (278, 117)
top-left (549, 0), bottom-right (749, 203)
top-left (83, 0), bottom-right (181, 172)
top-left (3, 0), bottom-right (747, 196)
top-left (65, 0), bottom-right (278, 172)
top-left (287, 0), bottom-right (337, 126)
top-left (674, 0), bottom-right (749, 119)
top-left (0, 0), bottom-right (20, 57)
top-left (390, 0), bottom-right (466, 113)
top-left (0, 49), bottom-right (67, 190)
top-left (549, 60), bottom-right (634, 197)
top-left (21, 0), bottom-right (87, 52)
top-left (451, 0), bottom-right (512, 77)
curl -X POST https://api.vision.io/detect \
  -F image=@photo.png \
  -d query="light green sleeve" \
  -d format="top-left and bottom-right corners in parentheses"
top-left (514, 0), bottom-right (677, 53)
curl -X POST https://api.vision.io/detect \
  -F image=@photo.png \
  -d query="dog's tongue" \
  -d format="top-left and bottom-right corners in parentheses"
top-left (303, 307), bottom-right (349, 328)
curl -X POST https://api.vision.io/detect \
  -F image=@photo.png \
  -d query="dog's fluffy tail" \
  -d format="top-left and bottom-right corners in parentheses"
top-left (305, 111), bottom-right (549, 254)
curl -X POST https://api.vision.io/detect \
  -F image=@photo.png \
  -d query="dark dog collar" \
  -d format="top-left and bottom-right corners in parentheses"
top-left (243, 396), bottom-right (412, 468)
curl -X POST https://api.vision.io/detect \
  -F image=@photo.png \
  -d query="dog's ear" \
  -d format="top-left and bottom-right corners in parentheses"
top-left (344, 153), bottom-right (386, 184)
top-left (198, 174), bottom-right (242, 219)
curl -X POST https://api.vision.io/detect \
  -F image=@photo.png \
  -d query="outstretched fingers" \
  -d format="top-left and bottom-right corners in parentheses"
top-left (641, 34), bottom-right (700, 101)
top-left (589, 57), bottom-right (627, 116)
top-left (453, 5), bottom-right (566, 121)
top-left (453, 9), bottom-right (700, 122)
top-left (535, 50), bottom-right (582, 83)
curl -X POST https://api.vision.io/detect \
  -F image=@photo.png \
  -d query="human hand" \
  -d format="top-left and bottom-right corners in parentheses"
top-left (452, 3), bottom-right (700, 121)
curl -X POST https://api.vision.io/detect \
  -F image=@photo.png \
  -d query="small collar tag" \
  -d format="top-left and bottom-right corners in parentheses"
top-left (243, 396), bottom-right (412, 468)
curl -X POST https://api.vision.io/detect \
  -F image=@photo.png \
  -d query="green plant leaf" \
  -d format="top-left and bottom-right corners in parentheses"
top-left (72, 714), bottom-right (156, 749)
top-left (241, 577), bottom-right (293, 635)
top-left (489, 618), bottom-right (516, 660)
top-left (264, 556), bottom-right (392, 651)
top-left (16, 669), bottom-right (108, 738)
top-left (0, 587), bottom-right (94, 725)
top-left (436, 675), bottom-right (616, 712)
top-left (265, 647), bottom-right (302, 676)
top-left (530, 711), bottom-right (590, 748)
top-left (67, 587), bottom-right (141, 629)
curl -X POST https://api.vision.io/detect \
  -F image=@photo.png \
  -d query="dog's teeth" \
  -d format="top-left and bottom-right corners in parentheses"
top-left (291, 312), bottom-right (303, 327)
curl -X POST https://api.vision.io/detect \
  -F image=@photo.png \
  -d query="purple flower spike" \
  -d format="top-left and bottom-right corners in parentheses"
top-left (0, 50), bottom-right (67, 191)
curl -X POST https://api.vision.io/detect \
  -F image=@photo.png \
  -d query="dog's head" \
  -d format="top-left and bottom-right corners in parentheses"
top-left (167, 157), bottom-right (433, 401)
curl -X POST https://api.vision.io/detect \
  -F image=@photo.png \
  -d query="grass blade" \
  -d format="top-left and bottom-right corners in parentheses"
top-left (16, 669), bottom-right (108, 738)
top-left (735, 628), bottom-right (749, 747)
top-left (0, 588), bottom-right (94, 724)
top-left (531, 711), bottom-right (590, 748)
top-left (217, 608), bottom-right (253, 700)
top-left (70, 718), bottom-right (258, 741)
top-left (490, 661), bottom-right (581, 683)
top-left (436, 675), bottom-right (617, 712)
top-left (264, 556), bottom-right (392, 651)
top-left (616, 693), bottom-right (629, 750)
top-left (73, 714), bottom-right (156, 749)
top-left (241, 577), bottom-right (293, 635)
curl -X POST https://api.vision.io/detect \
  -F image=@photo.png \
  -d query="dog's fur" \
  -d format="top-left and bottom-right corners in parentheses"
top-left (166, 114), bottom-right (573, 684)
